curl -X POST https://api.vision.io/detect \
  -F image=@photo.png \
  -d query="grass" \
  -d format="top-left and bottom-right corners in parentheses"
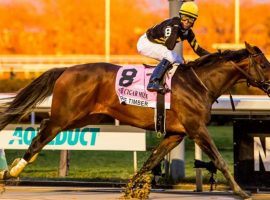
top-left (4, 125), bottom-right (234, 185)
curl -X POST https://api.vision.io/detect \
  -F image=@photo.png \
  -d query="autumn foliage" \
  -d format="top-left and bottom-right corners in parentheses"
top-left (0, 0), bottom-right (269, 56)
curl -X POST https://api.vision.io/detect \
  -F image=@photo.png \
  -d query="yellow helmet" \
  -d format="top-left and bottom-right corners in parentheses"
top-left (179, 1), bottom-right (198, 19)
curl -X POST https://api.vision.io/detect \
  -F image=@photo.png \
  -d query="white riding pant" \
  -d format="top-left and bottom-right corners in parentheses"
top-left (137, 33), bottom-right (183, 64)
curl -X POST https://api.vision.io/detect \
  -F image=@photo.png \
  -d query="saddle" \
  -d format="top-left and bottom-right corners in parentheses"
top-left (115, 64), bottom-right (178, 135)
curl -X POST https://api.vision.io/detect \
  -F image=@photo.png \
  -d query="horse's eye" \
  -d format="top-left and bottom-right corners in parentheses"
top-left (261, 62), bottom-right (269, 69)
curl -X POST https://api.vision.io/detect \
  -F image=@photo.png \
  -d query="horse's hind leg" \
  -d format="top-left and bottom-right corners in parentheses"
top-left (0, 112), bottom-right (108, 180)
top-left (192, 125), bottom-right (250, 199)
top-left (22, 119), bottom-right (60, 163)
top-left (0, 118), bottom-right (61, 180)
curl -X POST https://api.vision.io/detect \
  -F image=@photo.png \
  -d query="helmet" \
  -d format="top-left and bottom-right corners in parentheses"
top-left (179, 1), bottom-right (198, 19)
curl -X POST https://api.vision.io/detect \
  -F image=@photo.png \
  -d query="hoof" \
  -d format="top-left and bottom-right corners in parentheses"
top-left (0, 170), bottom-right (12, 180)
top-left (236, 189), bottom-right (251, 200)
top-left (0, 182), bottom-right (5, 194)
top-left (0, 170), bottom-right (6, 180)
top-left (122, 172), bottom-right (152, 199)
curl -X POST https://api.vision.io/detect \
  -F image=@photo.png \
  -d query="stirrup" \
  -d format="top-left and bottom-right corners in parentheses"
top-left (158, 87), bottom-right (170, 95)
top-left (147, 81), bottom-right (162, 92)
top-left (147, 81), bottom-right (170, 94)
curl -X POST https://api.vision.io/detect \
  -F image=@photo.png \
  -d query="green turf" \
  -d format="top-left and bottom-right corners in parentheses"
top-left (4, 125), bottom-right (234, 184)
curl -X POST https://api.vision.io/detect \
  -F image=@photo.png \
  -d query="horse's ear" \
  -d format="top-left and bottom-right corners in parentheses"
top-left (245, 41), bottom-right (256, 54)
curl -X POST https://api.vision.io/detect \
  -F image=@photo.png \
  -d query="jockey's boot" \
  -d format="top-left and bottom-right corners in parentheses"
top-left (147, 59), bottom-right (172, 93)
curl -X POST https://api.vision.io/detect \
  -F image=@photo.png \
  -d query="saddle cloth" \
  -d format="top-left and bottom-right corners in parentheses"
top-left (115, 64), bottom-right (176, 109)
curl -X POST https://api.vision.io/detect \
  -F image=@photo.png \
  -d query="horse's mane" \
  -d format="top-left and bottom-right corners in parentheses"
top-left (186, 46), bottom-right (262, 68)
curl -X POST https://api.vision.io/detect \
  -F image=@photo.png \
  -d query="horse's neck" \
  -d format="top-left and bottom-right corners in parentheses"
top-left (197, 61), bottom-right (242, 100)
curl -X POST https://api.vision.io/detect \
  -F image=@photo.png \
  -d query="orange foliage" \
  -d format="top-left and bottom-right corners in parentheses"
top-left (186, 0), bottom-right (270, 56)
top-left (0, 0), bottom-right (269, 55)
top-left (110, 0), bottom-right (167, 54)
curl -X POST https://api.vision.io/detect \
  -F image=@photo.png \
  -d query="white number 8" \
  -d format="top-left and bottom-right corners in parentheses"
top-left (165, 27), bottom-right (172, 37)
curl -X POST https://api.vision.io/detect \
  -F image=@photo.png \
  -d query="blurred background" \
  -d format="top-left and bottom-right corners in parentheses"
top-left (0, 0), bottom-right (269, 55)
top-left (0, 0), bottom-right (269, 186)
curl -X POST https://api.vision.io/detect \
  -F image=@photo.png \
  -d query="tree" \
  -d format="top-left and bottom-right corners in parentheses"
top-left (0, 0), bottom-right (269, 55)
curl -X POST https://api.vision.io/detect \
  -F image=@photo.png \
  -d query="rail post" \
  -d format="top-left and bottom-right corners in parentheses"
top-left (165, 0), bottom-right (185, 183)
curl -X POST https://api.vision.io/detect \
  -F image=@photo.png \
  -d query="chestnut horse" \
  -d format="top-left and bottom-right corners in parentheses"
top-left (0, 42), bottom-right (270, 199)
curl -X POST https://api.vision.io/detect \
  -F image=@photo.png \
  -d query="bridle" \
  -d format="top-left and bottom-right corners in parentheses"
top-left (231, 52), bottom-right (270, 96)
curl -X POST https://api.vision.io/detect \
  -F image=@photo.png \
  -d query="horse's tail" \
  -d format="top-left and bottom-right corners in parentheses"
top-left (0, 67), bottom-right (67, 130)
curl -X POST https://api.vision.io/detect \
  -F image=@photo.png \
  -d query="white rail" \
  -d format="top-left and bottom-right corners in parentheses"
top-left (212, 95), bottom-right (270, 115)
top-left (1, 94), bottom-right (270, 115)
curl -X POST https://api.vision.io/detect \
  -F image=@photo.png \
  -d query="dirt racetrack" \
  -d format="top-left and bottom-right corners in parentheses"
top-left (1, 186), bottom-right (270, 200)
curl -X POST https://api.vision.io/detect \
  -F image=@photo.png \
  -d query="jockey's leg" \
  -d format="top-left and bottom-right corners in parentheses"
top-left (147, 58), bottom-right (172, 93)
top-left (137, 33), bottom-right (182, 93)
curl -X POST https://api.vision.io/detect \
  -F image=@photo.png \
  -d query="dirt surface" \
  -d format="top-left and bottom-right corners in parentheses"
top-left (2, 186), bottom-right (268, 200)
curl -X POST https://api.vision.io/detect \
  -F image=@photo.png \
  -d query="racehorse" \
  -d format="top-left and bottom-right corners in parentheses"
top-left (0, 42), bottom-right (269, 199)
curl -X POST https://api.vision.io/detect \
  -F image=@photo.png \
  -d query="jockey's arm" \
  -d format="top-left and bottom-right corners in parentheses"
top-left (187, 30), bottom-right (209, 57)
top-left (164, 25), bottom-right (179, 50)
top-left (164, 18), bottom-right (180, 50)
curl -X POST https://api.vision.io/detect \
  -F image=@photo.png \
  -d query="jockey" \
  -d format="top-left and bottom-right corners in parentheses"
top-left (137, 1), bottom-right (209, 93)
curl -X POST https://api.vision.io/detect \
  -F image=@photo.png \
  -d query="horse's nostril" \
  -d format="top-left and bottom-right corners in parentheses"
top-left (266, 85), bottom-right (270, 93)
top-left (261, 83), bottom-right (270, 94)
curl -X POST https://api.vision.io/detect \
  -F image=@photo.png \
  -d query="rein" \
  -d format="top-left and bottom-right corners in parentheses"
top-left (229, 53), bottom-right (270, 96)
top-left (228, 52), bottom-right (270, 110)
top-left (190, 67), bottom-right (209, 92)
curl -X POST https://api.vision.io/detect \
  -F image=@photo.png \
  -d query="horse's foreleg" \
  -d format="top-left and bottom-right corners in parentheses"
top-left (0, 119), bottom-right (61, 180)
top-left (193, 125), bottom-right (250, 199)
top-left (136, 133), bottom-right (185, 177)
top-left (123, 133), bottom-right (185, 199)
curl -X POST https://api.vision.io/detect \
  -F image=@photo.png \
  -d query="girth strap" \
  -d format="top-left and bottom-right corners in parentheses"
top-left (156, 92), bottom-right (165, 135)
top-left (190, 67), bottom-right (209, 92)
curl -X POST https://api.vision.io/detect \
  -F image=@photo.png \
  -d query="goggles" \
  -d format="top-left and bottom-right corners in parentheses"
top-left (180, 15), bottom-right (195, 24)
